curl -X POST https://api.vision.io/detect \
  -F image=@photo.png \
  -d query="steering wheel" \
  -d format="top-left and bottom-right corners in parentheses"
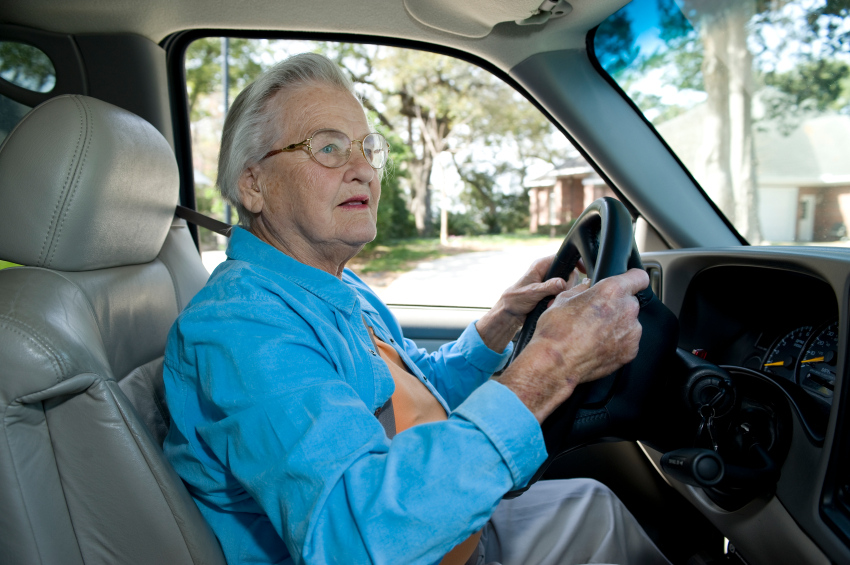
top-left (504, 197), bottom-right (679, 498)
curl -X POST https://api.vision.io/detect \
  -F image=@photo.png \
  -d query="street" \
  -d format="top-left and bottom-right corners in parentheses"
top-left (368, 241), bottom-right (564, 308)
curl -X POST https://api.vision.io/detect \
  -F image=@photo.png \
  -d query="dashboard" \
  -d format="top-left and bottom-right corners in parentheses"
top-left (674, 263), bottom-right (838, 412)
top-left (641, 246), bottom-right (850, 565)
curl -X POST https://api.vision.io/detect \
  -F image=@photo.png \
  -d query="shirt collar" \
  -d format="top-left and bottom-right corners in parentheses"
top-left (226, 226), bottom-right (360, 315)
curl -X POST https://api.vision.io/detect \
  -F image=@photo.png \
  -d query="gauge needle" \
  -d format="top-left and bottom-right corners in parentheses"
top-left (764, 361), bottom-right (786, 367)
top-left (801, 356), bottom-right (825, 364)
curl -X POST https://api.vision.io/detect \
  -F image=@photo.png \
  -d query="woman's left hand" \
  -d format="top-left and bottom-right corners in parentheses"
top-left (475, 255), bottom-right (584, 353)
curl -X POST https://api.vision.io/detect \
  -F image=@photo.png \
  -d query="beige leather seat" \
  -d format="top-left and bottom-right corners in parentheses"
top-left (0, 95), bottom-right (226, 564)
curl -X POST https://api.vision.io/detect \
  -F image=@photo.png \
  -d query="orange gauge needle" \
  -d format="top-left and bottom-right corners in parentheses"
top-left (801, 356), bottom-right (825, 364)
top-left (764, 361), bottom-right (786, 367)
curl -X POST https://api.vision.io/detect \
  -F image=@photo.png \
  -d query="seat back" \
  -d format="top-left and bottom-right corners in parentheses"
top-left (0, 94), bottom-right (225, 564)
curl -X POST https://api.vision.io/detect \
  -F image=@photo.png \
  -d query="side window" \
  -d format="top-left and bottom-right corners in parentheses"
top-left (0, 41), bottom-right (56, 143)
top-left (186, 38), bottom-right (615, 307)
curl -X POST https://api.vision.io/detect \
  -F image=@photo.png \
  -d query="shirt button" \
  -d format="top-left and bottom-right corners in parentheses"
top-left (369, 349), bottom-right (376, 356)
top-left (390, 338), bottom-right (395, 343)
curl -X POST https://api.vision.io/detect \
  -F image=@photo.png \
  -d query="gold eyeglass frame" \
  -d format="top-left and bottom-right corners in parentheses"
top-left (260, 129), bottom-right (390, 170)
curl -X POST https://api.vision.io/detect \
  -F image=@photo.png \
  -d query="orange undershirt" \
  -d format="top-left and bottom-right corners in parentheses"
top-left (366, 326), bottom-right (481, 565)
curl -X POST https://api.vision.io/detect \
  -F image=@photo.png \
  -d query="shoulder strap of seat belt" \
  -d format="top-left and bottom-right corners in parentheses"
top-left (175, 205), bottom-right (233, 237)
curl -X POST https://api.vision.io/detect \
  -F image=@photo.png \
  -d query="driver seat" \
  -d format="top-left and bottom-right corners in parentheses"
top-left (0, 95), bottom-right (225, 564)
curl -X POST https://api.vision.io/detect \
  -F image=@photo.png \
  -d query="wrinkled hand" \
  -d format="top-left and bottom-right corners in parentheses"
top-left (476, 255), bottom-right (584, 353)
top-left (497, 268), bottom-right (649, 423)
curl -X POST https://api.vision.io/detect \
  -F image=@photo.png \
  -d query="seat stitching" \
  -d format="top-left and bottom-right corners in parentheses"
top-left (39, 97), bottom-right (85, 268)
top-left (18, 268), bottom-right (110, 379)
top-left (47, 97), bottom-right (93, 269)
top-left (3, 398), bottom-right (82, 563)
top-left (108, 383), bottom-right (203, 563)
top-left (0, 317), bottom-right (66, 382)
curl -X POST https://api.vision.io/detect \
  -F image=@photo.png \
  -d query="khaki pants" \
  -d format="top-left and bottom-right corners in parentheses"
top-left (469, 478), bottom-right (672, 565)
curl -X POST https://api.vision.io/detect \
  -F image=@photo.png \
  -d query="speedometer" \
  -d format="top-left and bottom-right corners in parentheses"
top-left (798, 320), bottom-right (838, 401)
top-left (763, 325), bottom-right (813, 381)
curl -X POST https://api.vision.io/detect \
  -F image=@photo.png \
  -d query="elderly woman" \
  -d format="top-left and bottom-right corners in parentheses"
top-left (163, 53), bottom-right (669, 565)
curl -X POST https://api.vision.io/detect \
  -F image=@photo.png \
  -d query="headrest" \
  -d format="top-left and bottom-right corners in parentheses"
top-left (0, 95), bottom-right (179, 271)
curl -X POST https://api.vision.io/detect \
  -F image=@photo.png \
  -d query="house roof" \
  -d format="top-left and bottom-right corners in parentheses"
top-left (655, 103), bottom-right (850, 188)
top-left (528, 102), bottom-right (850, 189)
top-left (525, 148), bottom-right (596, 187)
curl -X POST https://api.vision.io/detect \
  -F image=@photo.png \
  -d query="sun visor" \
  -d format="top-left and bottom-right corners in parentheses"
top-left (404, 0), bottom-right (546, 38)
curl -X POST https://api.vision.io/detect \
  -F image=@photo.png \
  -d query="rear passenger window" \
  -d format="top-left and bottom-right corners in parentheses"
top-left (0, 41), bottom-right (56, 144)
top-left (0, 41), bottom-right (56, 93)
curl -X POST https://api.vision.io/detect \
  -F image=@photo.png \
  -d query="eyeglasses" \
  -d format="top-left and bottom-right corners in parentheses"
top-left (261, 129), bottom-right (390, 170)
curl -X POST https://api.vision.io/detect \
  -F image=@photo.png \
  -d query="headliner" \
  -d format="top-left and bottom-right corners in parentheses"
top-left (0, 0), bottom-right (628, 72)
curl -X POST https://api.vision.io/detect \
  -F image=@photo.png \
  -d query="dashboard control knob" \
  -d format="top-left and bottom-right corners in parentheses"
top-left (661, 448), bottom-right (725, 487)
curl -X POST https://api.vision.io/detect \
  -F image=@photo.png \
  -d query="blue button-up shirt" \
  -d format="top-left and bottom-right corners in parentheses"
top-left (162, 227), bottom-right (547, 565)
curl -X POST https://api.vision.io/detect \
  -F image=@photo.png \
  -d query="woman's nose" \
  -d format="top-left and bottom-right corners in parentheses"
top-left (345, 140), bottom-right (375, 183)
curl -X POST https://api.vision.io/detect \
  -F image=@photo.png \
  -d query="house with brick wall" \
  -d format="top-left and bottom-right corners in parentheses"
top-left (528, 109), bottom-right (850, 243)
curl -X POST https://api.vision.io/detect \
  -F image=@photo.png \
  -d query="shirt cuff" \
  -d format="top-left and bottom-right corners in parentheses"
top-left (452, 380), bottom-right (547, 488)
top-left (454, 321), bottom-right (514, 374)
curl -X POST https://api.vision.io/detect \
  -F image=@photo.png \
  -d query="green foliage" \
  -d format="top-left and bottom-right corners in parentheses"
top-left (357, 239), bottom-right (448, 273)
top-left (493, 191), bottom-right (530, 233)
top-left (185, 37), bottom-right (265, 121)
top-left (597, 0), bottom-right (704, 124)
top-left (764, 58), bottom-right (850, 108)
top-left (806, 0), bottom-right (850, 52)
top-left (366, 131), bottom-right (417, 249)
top-left (594, 10), bottom-right (638, 76)
top-left (446, 211), bottom-right (486, 236)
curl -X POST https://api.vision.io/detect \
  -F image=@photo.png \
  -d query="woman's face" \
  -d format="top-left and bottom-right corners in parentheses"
top-left (239, 83), bottom-right (381, 275)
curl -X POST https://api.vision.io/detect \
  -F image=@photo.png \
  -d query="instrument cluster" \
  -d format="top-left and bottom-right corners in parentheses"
top-left (760, 319), bottom-right (838, 404)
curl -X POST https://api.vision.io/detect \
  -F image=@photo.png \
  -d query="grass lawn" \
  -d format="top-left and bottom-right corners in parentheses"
top-left (350, 232), bottom-right (557, 274)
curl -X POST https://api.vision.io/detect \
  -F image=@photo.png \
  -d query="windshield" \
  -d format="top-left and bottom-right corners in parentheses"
top-left (595, 0), bottom-right (850, 246)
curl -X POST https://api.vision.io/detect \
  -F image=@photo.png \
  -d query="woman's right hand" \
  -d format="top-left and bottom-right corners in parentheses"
top-left (496, 268), bottom-right (649, 423)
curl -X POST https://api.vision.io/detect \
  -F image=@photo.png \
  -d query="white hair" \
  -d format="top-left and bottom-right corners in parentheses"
top-left (217, 52), bottom-right (358, 228)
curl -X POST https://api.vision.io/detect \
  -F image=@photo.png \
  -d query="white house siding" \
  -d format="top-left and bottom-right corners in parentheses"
top-left (758, 186), bottom-right (798, 242)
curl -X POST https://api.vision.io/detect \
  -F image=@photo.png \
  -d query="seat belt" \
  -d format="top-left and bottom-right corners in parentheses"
top-left (175, 205), bottom-right (233, 237)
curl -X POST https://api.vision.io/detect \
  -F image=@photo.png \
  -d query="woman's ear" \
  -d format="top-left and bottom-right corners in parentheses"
top-left (238, 166), bottom-right (264, 214)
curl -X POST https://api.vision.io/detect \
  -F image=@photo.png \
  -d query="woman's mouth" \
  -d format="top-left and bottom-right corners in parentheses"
top-left (339, 195), bottom-right (370, 209)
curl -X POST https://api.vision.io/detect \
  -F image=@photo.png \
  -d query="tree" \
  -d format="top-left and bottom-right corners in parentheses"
top-left (691, 0), bottom-right (760, 241)
top-left (185, 37), bottom-right (266, 122)
top-left (603, 0), bottom-right (850, 243)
